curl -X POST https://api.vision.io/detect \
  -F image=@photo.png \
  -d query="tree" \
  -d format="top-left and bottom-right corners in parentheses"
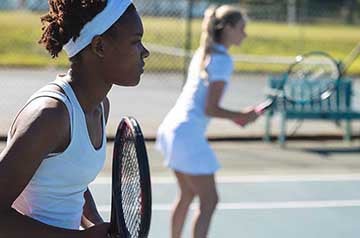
top-left (18, 0), bottom-right (27, 9)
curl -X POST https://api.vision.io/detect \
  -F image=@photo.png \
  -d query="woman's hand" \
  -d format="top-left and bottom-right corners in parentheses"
top-left (232, 108), bottom-right (259, 127)
top-left (81, 222), bottom-right (111, 238)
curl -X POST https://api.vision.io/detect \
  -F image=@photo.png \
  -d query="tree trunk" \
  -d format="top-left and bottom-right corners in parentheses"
top-left (345, 0), bottom-right (356, 24)
top-left (18, 0), bottom-right (26, 9)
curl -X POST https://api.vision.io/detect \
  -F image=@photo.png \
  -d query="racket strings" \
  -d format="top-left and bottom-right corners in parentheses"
top-left (119, 128), bottom-right (142, 237)
top-left (285, 54), bottom-right (339, 104)
top-left (122, 133), bottom-right (142, 235)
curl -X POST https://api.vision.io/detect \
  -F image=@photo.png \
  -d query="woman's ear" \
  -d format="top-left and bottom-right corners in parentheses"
top-left (90, 35), bottom-right (105, 58)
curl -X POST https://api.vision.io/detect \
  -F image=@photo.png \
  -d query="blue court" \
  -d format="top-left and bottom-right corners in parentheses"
top-left (90, 174), bottom-right (360, 238)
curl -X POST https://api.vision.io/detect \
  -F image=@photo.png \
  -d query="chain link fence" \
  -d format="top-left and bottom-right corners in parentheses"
top-left (0, 0), bottom-right (47, 10)
top-left (241, 0), bottom-right (360, 24)
top-left (0, 0), bottom-right (359, 138)
top-left (0, 0), bottom-right (359, 73)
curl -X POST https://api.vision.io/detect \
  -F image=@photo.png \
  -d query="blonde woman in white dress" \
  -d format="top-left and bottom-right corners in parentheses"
top-left (156, 5), bottom-right (260, 238)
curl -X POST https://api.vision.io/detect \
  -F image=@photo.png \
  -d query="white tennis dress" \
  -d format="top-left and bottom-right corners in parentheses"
top-left (10, 73), bottom-right (106, 229)
top-left (156, 44), bottom-right (233, 175)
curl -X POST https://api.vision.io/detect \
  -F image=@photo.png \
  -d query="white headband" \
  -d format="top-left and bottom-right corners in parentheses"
top-left (63, 0), bottom-right (132, 58)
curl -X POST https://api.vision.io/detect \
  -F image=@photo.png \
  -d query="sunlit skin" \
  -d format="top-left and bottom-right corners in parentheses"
top-left (69, 8), bottom-right (150, 115)
top-left (100, 9), bottom-right (150, 87)
top-left (0, 5), bottom-right (150, 238)
top-left (221, 20), bottom-right (247, 48)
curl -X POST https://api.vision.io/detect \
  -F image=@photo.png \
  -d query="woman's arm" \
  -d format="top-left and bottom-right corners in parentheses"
top-left (103, 97), bottom-right (110, 125)
top-left (0, 98), bottom-right (112, 238)
top-left (0, 98), bottom-right (91, 237)
top-left (81, 188), bottom-right (104, 228)
top-left (205, 81), bottom-right (258, 125)
top-left (80, 97), bottom-right (110, 229)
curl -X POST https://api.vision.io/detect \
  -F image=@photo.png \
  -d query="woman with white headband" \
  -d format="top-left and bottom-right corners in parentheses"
top-left (0, 0), bottom-right (149, 237)
top-left (156, 5), bottom-right (259, 238)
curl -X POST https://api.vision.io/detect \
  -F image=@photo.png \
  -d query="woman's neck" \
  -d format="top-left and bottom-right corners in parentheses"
top-left (68, 65), bottom-right (111, 113)
top-left (217, 38), bottom-right (231, 49)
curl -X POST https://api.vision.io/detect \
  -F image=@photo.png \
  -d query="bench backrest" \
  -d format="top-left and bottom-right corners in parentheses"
top-left (268, 76), bottom-right (353, 112)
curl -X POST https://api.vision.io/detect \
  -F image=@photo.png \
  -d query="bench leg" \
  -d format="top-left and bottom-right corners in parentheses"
top-left (278, 112), bottom-right (286, 147)
top-left (344, 120), bottom-right (352, 141)
top-left (263, 111), bottom-right (272, 142)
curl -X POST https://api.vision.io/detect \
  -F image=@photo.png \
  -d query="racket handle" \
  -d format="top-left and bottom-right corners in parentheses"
top-left (255, 99), bottom-right (274, 115)
top-left (255, 107), bottom-right (264, 115)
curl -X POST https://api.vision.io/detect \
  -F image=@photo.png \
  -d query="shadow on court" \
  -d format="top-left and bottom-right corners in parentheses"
top-left (304, 147), bottom-right (360, 156)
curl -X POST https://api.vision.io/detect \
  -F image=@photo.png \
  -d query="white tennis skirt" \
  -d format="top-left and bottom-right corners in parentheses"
top-left (156, 122), bottom-right (220, 175)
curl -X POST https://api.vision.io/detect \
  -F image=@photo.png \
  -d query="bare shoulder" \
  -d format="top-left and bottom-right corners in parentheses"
top-left (10, 97), bottom-right (70, 140)
top-left (0, 97), bottom-right (71, 211)
top-left (208, 81), bottom-right (226, 93)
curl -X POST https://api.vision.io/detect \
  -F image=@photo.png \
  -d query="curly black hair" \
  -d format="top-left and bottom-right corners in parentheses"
top-left (38, 0), bottom-right (107, 58)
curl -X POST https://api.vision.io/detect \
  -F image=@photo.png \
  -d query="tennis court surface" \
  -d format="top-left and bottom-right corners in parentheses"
top-left (91, 174), bottom-right (360, 238)
top-left (1, 70), bottom-right (360, 237)
top-left (91, 141), bottom-right (360, 238)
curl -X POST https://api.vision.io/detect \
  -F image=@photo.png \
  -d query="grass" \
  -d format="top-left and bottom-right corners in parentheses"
top-left (0, 11), bottom-right (359, 75)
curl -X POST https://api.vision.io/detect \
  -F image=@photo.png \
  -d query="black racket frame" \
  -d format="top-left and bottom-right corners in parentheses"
top-left (109, 117), bottom-right (152, 238)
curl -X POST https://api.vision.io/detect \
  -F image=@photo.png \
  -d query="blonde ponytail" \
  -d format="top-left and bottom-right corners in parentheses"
top-left (198, 5), bottom-right (244, 79)
top-left (199, 6), bottom-right (217, 79)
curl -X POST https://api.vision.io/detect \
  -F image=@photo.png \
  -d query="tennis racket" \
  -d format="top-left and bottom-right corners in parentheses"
top-left (108, 117), bottom-right (152, 238)
top-left (256, 42), bottom-right (360, 113)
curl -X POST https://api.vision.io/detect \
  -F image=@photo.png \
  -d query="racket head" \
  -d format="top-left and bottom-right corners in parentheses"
top-left (283, 51), bottom-right (341, 104)
top-left (109, 117), bottom-right (152, 238)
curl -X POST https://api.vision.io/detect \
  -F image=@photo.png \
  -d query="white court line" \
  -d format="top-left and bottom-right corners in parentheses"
top-left (92, 174), bottom-right (360, 185)
top-left (97, 200), bottom-right (360, 212)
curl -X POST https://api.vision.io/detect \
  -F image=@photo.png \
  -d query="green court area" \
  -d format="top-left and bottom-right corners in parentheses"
top-left (0, 12), bottom-right (359, 74)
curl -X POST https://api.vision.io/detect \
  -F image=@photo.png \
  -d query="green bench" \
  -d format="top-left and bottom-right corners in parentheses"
top-left (264, 76), bottom-right (360, 145)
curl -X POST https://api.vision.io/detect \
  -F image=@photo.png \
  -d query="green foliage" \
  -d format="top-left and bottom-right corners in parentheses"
top-left (207, 0), bottom-right (239, 3)
top-left (0, 11), bottom-right (359, 75)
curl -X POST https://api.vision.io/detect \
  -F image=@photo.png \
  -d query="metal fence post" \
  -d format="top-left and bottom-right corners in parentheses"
top-left (183, 0), bottom-right (194, 86)
top-left (287, 0), bottom-right (297, 25)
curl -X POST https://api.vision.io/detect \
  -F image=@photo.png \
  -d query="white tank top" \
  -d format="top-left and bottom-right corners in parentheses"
top-left (11, 74), bottom-right (106, 230)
